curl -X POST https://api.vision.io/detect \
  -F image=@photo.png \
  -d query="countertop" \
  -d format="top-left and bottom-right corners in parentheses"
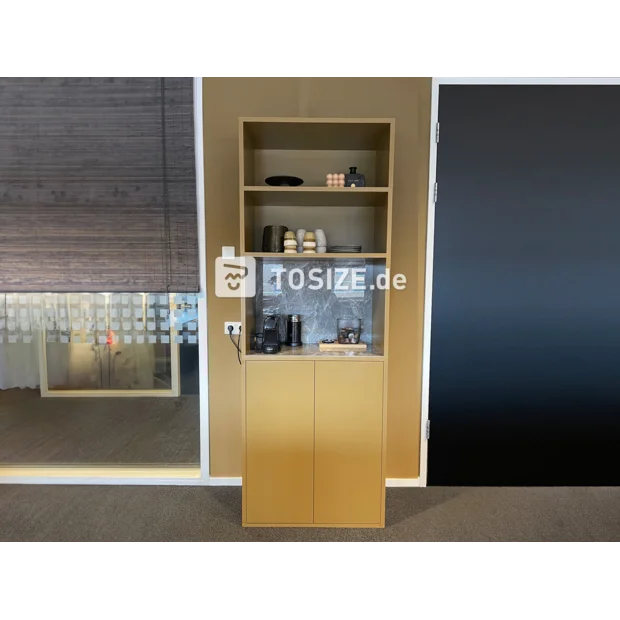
top-left (244, 344), bottom-right (384, 361)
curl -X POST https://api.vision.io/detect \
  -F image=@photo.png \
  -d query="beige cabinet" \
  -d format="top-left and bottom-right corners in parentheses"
top-left (244, 360), bottom-right (385, 527)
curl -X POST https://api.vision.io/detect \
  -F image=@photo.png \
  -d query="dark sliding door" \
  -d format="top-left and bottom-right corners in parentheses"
top-left (429, 85), bottom-right (620, 486)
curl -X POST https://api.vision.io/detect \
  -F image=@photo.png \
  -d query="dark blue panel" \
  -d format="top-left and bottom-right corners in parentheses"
top-left (429, 85), bottom-right (620, 485)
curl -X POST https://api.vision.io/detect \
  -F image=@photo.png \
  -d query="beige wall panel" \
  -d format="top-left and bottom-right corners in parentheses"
top-left (203, 78), bottom-right (431, 479)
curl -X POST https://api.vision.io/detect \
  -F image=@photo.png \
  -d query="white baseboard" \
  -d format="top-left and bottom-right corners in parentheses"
top-left (0, 473), bottom-right (421, 488)
top-left (0, 466), bottom-right (203, 486)
top-left (207, 477), bottom-right (421, 487)
top-left (386, 478), bottom-right (421, 487)
top-left (209, 476), bottom-right (242, 486)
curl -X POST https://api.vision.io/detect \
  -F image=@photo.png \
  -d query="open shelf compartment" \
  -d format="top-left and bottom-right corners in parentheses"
top-left (241, 117), bottom-right (394, 188)
top-left (241, 257), bottom-right (388, 360)
top-left (243, 200), bottom-right (389, 254)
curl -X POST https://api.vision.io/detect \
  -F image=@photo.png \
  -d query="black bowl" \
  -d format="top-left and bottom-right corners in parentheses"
top-left (265, 176), bottom-right (304, 187)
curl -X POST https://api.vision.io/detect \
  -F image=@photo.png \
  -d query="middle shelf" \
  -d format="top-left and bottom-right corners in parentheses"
top-left (244, 252), bottom-right (387, 259)
top-left (244, 186), bottom-right (389, 207)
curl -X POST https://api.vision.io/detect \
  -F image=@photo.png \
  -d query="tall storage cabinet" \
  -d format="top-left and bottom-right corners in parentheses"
top-left (240, 118), bottom-right (394, 528)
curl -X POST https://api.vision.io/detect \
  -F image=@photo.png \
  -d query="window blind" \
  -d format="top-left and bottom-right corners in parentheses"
top-left (0, 77), bottom-right (198, 293)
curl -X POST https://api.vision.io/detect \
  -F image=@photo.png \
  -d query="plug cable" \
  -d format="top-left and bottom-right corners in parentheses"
top-left (228, 325), bottom-right (242, 365)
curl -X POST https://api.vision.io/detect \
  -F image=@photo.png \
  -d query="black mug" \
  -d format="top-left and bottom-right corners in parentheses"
top-left (262, 225), bottom-right (288, 253)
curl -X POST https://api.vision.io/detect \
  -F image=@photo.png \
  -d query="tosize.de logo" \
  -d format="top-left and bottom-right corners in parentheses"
top-left (215, 257), bottom-right (256, 298)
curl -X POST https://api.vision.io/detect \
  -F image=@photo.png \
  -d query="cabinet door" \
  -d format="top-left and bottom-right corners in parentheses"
top-left (245, 361), bottom-right (315, 524)
top-left (314, 361), bottom-right (384, 524)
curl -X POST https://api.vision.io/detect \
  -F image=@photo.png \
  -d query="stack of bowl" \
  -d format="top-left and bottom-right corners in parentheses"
top-left (283, 231), bottom-right (297, 254)
top-left (303, 231), bottom-right (316, 253)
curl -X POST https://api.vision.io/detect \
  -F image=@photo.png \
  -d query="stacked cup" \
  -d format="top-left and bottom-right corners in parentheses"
top-left (315, 229), bottom-right (327, 253)
top-left (284, 231), bottom-right (297, 254)
top-left (303, 231), bottom-right (316, 253)
top-left (296, 229), bottom-right (306, 253)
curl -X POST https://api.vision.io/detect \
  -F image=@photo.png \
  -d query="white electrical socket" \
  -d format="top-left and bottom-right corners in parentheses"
top-left (225, 322), bottom-right (242, 335)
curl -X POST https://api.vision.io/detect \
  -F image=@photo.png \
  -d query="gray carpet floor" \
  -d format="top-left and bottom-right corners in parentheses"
top-left (1, 486), bottom-right (619, 541)
top-left (0, 389), bottom-right (200, 464)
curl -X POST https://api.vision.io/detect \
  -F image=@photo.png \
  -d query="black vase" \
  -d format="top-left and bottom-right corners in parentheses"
top-left (262, 225), bottom-right (288, 253)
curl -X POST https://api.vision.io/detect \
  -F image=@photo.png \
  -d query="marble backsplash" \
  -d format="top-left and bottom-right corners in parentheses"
top-left (255, 259), bottom-right (374, 345)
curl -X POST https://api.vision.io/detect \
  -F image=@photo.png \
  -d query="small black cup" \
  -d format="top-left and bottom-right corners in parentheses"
top-left (262, 225), bottom-right (288, 253)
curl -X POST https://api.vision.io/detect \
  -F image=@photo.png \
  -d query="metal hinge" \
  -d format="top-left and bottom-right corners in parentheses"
top-left (425, 420), bottom-right (431, 440)
top-left (435, 122), bottom-right (440, 143)
top-left (433, 182), bottom-right (438, 203)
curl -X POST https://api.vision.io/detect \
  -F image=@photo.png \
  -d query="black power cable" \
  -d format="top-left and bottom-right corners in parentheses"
top-left (228, 325), bottom-right (242, 365)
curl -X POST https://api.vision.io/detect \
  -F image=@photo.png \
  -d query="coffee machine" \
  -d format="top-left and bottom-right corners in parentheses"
top-left (262, 315), bottom-right (281, 354)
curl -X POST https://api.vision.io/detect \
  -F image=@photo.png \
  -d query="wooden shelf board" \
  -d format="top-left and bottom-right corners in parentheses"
top-left (241, 117), bottom-right (395, 124)
top-left (245, 186), bottom-right (389, 191)
top-left (244, 344), bottom-right (385, 361)
top-left (243, 252), bottom-right (388, 260)
top-left (244, 186), bottom-right (389, 207)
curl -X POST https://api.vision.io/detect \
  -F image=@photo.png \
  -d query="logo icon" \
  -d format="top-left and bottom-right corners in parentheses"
top-left (215, 257), bottom-right (256, 298)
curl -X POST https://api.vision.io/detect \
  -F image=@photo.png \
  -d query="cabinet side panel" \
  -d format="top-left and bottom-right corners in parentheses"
top-left (314, 361), bottom-right (384, 524)
top-left (245, 360), bottom-right (315, 524)
top-left (371, 261), bottom-right (386, 355)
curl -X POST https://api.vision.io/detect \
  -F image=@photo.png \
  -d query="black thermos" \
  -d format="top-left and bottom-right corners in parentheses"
top-left (286, 314), bottom-right (302, 347)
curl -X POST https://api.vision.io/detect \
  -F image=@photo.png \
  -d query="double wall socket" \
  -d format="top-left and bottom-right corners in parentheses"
top-left (225, 322), bottom-right (242, 335)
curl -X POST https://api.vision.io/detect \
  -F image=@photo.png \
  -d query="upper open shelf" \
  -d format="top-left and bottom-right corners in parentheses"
top-left (241, 118), bottom-right (394, 151)
top-left (241, 117), bottom-right (394, 187)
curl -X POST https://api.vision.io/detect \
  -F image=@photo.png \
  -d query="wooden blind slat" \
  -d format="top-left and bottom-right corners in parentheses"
top-left (0, 77), bottom-right (198, 293)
